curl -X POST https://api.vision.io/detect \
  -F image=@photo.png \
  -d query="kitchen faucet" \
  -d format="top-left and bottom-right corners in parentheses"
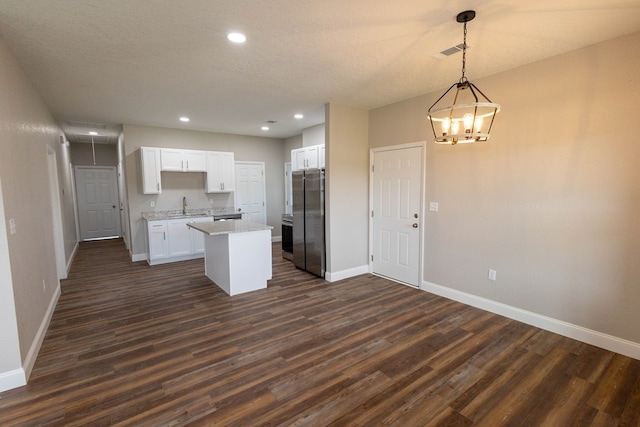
top-left (182, 196), bottom-right (187, 215)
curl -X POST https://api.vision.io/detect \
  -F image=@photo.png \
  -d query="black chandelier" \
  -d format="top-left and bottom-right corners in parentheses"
top-left (427, 10), bottom-right (500, 145)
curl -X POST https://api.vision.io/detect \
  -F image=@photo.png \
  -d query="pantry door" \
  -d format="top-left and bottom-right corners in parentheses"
top-left (371, 144), bottom-right (424, 287)
top-left (75, 166), bottom-right (121, 240)
top-left (235, 162), bottom-right (266, 224)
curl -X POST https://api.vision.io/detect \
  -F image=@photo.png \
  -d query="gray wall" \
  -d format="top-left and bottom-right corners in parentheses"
top-left (123, 124), bottom-right (285, 258)
top-left (326, 103), bottom-right (370, 276)
top-left (369, 32), bottom-right (640, 345)
top-left (70, 142), bottom-right (118, 166)
top-left (0, 33), bottom-right (77, 385)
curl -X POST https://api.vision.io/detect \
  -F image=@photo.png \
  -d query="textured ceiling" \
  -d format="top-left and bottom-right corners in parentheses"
top-left (0, 0), bottom-right (639, 141)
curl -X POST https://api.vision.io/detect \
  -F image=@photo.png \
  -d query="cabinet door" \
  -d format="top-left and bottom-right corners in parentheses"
top-left (161, 148), bottom-right (185, 171)
top-left (305, 146), bottom-right (319, 169)
top-left (219, 152), bottom-right (235, 191)
top-left (148, 221), bottom-right (168, 260)
top-left (292, 148), bottom-right (306, 171)
top-left (206, 152), bottom-right (222, 192)
top-left (206, 151), bottom-right (235, 192)
top-left (185, 150), bottom-right (207, 172)
top-left (141, 147), bottom-right (162, 194)
top-left (167, 219), bottom-right (192, 257)
top-left (190, 217), bottom-right (213, 254)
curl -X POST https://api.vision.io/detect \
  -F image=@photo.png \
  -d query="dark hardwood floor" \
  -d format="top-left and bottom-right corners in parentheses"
top-left (0, 239), bottom-right (638, 426)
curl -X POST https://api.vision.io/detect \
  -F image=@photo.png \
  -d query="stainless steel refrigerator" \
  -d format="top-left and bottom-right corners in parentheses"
top-left (292, 169), bottom-right (325, 278)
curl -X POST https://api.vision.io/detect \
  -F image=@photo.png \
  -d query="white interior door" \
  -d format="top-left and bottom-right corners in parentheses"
top-left (371, 145), bottom-right (423, 287)
top-left (235, 162), bottom-right (266, 223)
top-left (75, 166), bottom-right (121, 240)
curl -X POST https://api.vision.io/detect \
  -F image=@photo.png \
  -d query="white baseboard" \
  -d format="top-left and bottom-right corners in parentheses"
top-left (0, 368), bottom-right (26, 393)
top-left (131, 253), bottom-right (147, 262)
top-left (22, 282), bottom-right (61, 381)
top-left (325, 264), bottom-right (369, 282)
top-left (422, 280), bottom-right (640, 361)
top-left (66, 241), bottom-right (78, 275)
top-left (271, 235), bottom-right (282, 243)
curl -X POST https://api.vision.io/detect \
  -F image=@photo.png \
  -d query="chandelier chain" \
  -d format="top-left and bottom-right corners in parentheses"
top-left (460, 21), bottom-right (467, 83)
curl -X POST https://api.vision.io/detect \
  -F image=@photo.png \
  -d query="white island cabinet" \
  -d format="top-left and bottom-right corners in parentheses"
top-left (188, 220), bottom-right (273, 296)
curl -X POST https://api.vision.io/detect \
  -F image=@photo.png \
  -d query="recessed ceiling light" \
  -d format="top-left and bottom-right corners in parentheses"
top-left (294, 114), bottom-right (304, 119)
top-left (180, 117), bottom-right (190, 122)
top-left (88, 131), bottom-right (98, 135)
top-left (227, 32), bottom-right (246, 43)
top-left (261, 126), bottom-right (269, 131)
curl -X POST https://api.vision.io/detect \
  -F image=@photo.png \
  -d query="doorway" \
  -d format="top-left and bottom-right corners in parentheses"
top-left (235, 162), bottom-right (266, 224)
top-left (74, 166), bottom-right (121, 240)
top-left (370, 143), bottom-right (424, 287)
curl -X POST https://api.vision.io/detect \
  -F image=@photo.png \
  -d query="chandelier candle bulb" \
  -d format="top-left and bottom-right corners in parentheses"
top-left (463, 113), bottom-right (474, 132)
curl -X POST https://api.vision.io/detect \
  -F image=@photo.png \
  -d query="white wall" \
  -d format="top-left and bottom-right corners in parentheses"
top-left (0, 33), bottom-right (76, 390)
top-left (369, 32), bottom-right (640, 353)
top-left (123, 124), bottom-right (286, 258)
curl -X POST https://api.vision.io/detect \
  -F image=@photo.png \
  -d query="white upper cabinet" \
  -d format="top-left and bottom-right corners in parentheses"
top-left (206, 151), bottom-right (235, 193)
top-left (185, 150), bottom-right (207, 171)
top-left (160, 148), bottom-right (207, 172)
top-left (291, 144), bottom-right (323, 171)
top-left (140, 147), bottom-right (162, 194)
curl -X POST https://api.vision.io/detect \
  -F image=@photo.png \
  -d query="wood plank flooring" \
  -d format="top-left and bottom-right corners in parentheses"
top-left (0, 238), bottom-right (639, 426)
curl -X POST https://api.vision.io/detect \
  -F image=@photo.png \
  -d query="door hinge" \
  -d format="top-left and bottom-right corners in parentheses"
top-left (371, 254), bottom-right (373, 262)
top-left (371, 210), bottom-right (374, 218)
top-left (371, 165), bottom-right (374, 172)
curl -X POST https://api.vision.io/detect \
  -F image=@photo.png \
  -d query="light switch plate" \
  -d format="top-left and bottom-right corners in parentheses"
top-left (429, 202), bottom-right (439, 212)
top-left (9, 218), bottom-right (16, 235)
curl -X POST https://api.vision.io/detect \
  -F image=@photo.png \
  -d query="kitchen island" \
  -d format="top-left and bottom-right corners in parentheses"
top-left (187, 220), bottom-right (273, 296)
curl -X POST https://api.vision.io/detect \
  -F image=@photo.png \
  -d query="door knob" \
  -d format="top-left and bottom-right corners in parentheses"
top-left (238, 208), bottom-right (242, 212)
top-left (412, 223), bottom-right (418, 228)
top-left (414, 213), bottom-right (419, 218)
top-left (112, 205), bottom-right (116, 209)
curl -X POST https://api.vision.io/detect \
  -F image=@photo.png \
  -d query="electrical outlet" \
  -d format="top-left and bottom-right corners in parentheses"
top-left (150, 201), bottom-right (155, 208)
top-left (488, 269), bottom-right (497, 281)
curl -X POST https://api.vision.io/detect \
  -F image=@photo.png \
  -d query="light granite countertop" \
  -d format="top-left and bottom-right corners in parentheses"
top-left (142, 208), bottom-right (238, 221)
top-left (188, 220), bottom-right (273, 236)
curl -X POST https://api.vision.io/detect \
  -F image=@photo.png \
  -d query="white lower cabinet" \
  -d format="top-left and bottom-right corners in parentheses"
top-left (146, 217), bottom-right (213, 264)
top-left (190, 217), bottom-right (212, 254)
top-left (168, 219), bottom-right (193, 257)
top-left (147, 221), bottom-right (169, 261)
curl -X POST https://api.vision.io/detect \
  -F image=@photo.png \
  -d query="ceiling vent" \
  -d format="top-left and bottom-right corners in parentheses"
top-left (66, 120), bottom-right (108, 129)
top-left (265, 120), bottom-right (278, 124)
top-left (433, 43), bottom-right (466, 59)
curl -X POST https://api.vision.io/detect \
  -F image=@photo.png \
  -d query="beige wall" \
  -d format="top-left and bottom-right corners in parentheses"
top-left (123, 124), bottom-right (285, 258)
top-left (326, 103), bottom-right (369, 276)
top-left (0, 34), bottom-right (76, 385)
top-left (70, 142), bottom-right (118, 166)
top-left (369, 32), bottom-right (640, 344)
